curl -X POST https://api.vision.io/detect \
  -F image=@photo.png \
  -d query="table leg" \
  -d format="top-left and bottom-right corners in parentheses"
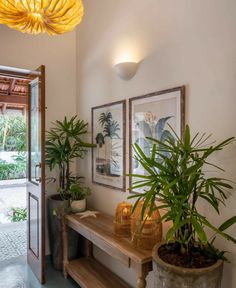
top-left (62, 216), bottom-right (69, 279)
top-left (137, 277), bottom-right (147, 288)
top-left (131, 260), bottom-right (151, 288)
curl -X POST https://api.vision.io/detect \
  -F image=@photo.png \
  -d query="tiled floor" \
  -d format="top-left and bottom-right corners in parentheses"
top-left (0, 222), bottom-right (27, 261)
top-left (0, 180), bottom-right (26, 224)
top-left (0, 181), bottom-right (79, 287)
top-left (0, 255), bottom-right (79, 288)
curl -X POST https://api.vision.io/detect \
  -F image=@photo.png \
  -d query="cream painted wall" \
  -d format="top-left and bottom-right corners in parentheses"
top-left (0, 25), bottom-right (77, 123)
top-left (0, 25), bottom-right (77, 254)
top-left (76, 0), bottom-right (236, 287)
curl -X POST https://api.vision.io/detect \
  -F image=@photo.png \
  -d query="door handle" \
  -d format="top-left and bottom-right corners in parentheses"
top-left (35, 163), bottom-right (41, 181)
top-left (36, 177), bottom-right (42, 183)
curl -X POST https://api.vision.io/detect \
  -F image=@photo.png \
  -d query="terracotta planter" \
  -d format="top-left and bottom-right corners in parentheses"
top-left (152, 242), bottom-right (223, 288)
top-left (47, 194), bottom-right (79, 270)
top-left (70, 198), bottom-right (86, 213)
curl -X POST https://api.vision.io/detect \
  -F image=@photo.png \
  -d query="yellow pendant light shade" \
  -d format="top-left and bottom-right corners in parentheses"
top-left (0, 0), bottom-right (84, 35)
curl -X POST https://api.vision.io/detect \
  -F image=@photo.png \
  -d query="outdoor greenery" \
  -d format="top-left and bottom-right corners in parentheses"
top-left (12, 152), bottom-right (27, 173)
top-left (46, 116), bottom-right (95, 200)
top-left (0, 152), bottom-right (27, 180)
top-left (0, 159), bottom-right (25, 180)
top-left (0, 115), bottom-right (26, 151)
top-left (9, 207), bottom-right (27, 222)
top-left (129, 125), bottom-right (236, 260)
top-left (0, 115), bottom-right (26, 180)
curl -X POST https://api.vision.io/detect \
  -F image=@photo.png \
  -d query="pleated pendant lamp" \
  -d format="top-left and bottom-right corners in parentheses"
top-left (0, 0), bottom-right (84, 35)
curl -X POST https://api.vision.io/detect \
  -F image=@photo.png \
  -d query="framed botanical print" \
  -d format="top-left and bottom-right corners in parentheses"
top-left (129, 86), bottom-right (185, 193)
top-left (92, 100), bottom-right (126, 191)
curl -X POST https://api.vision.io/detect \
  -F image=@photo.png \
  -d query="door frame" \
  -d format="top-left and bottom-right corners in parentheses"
top-left (0, 65), bottom-right (46, 283)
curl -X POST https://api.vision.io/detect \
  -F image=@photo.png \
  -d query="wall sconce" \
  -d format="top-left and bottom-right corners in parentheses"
top-left (113, 62), bottom-right (139, 81)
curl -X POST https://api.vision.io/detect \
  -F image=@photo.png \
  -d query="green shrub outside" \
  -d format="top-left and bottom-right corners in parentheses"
top-left (0, 115), bottom-right (26, 180)
top-left (8, 207), bottom-right (27, 222)
top-left (0, 157), bottom-right (26, 180)
top-left (0, 115), bottom-right (26, 151)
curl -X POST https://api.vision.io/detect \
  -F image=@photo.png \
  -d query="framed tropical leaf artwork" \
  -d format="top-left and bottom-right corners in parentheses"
top-left (92, 100), bottom-right (126, 191)
top-left (129, 86), bottom-right (185, 194)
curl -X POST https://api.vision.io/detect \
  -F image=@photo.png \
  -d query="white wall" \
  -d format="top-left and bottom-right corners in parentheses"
top-left (0, 25), bottom-right (77, 124)
top-left (76, 1), bottom-right (236, 287)
top-left (0, 25), bottom-right (77, 253)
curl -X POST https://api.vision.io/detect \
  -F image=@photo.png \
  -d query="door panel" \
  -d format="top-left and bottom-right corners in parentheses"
top-left (27, 65), bottom-right (46, 284)
top-left (29, 193), bottom-right (39, 257)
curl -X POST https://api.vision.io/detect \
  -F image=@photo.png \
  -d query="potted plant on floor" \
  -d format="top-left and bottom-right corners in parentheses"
top-left (129, 125), bottom-right (236, 288)
top-left (46, 115), bottom-right (95, 270)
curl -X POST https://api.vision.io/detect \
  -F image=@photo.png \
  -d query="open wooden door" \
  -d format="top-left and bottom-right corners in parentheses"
top-left (27, 65), bottom-right (46, 284)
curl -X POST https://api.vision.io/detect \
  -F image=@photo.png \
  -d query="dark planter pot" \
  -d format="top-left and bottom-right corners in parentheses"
top-left (152, 242), bottom-right (223, 288)
top-left (48, 194), bottom-right (79, 271)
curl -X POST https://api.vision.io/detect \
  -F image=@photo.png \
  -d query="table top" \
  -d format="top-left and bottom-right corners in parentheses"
top-left (65, 212), bottom-right (152, 264)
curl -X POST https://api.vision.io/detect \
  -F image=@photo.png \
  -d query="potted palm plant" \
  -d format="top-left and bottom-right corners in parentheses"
top-left (46, 115), bottom-right (95, 270)
top-left (129, 125), bottom-right (236, 288)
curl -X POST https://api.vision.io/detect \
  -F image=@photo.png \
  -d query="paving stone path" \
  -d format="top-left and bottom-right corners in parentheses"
top-left (0, 180), bottom-right (26, 224)
top-left (0, 222), bottom-right (27, 262)
top-left (0, 180), bottom-right (27, 263)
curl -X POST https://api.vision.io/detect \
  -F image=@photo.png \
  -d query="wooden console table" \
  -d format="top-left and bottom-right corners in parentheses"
top-left (62, 212), bottom-right (153, 288)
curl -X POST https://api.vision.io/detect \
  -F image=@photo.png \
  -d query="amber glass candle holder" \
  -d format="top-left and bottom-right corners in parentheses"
top-left (131, 201), bottom-right (162, 250)
top-left (113, 202), bottom-right (132, 236)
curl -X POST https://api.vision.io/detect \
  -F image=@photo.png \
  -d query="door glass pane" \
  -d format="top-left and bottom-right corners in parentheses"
top-left (29, 79), bottom-right (41, 183)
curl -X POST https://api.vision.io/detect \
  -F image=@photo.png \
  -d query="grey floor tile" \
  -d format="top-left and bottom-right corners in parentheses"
top-left (0, 255), bottom-right (79, 288)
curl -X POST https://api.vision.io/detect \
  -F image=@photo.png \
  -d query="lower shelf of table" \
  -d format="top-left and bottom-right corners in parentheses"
top-left (66, 257), bottom-right (132, 288)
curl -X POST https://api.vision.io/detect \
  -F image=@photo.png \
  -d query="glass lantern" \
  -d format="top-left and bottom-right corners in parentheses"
top-left (131, 201), bottom-right (162, 250)
top-left (113, 202), bottom-right (132, 236)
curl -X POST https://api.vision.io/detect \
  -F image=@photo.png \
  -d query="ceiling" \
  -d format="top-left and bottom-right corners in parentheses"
top-left (0, 76), bottom-right (28, 115)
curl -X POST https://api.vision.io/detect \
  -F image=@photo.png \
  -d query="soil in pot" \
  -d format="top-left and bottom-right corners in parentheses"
top-left (153, 242), bottom-right (223, 288)
top-left (158, 243), bottom-right (216, 269)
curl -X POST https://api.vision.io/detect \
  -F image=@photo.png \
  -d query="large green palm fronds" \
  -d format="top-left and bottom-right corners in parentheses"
top-left (129, 125), bottom-right (236, 257)
top-left (46, 116), bottom-right (95, 199)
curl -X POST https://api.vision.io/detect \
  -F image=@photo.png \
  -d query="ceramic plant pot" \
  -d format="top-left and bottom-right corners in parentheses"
top-left (152, 242), bottom-right (223, 288)
top-left (47, 194), bottom-right (79, 270)
top-left (70, 198), bottom-right (86, 213)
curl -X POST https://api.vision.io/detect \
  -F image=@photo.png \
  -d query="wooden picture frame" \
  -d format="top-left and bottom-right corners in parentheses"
top-left (129, 86), bottom-right (185, 194)
top-left (92, 100), bottom-right (126, 191)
